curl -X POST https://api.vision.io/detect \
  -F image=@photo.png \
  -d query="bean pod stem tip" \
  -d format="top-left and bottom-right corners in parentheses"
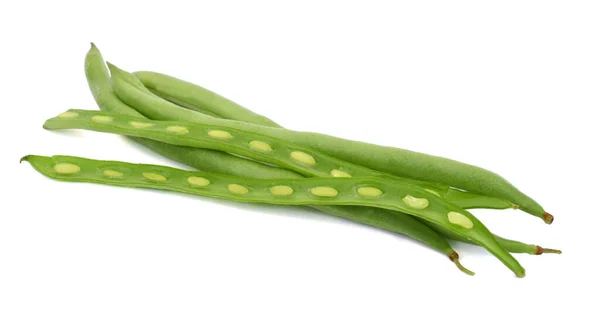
top-left (543, 212), bottom-right (554, 224)
top-left (535, 246), bottom-right (562, 255)
top-left (449, 252), bottom-right (475, 276)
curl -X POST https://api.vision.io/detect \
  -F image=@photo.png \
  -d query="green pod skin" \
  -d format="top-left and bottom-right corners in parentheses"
top-left (85, 44), bottom-right (471, 274)
top-left (144, 80), bottom-right (280, 126)
top-left (124, 68), bottom-right (550, 223)
top-left (22, 154), bottom-right (525, 277)
top-left (135, 71), bottom-right (281, 127)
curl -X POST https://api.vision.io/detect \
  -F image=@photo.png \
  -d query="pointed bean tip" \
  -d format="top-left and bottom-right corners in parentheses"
top-left (20, 155), bottom-right (30, 164)
top-left (106, 62), bottom-right (120, 74)
top-left (541, 248), bottom-right (562, 255)
top-left (90, 42), bottom-right (97, 50)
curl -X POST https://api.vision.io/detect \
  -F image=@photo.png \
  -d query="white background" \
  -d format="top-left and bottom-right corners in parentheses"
top-left (1, 1), bottom-right (599, 311)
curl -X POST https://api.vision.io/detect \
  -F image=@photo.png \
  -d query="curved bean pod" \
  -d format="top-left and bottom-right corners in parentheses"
top-left (85, 44), bottom-right (471, 274)
top-left (22, 154), bottom-right (524, 277)
top-left (44, 109), bottom-right (450, 194)
top-left (125, 68), bottom-right (551, 223)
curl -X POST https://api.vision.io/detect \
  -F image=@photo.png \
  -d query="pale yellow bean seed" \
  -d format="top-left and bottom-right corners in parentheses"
top-left (53, 163), bottom-right (81, 175)
top-left (311, 186), bottom-right (338, 197)
top-left (91, 115), bottom-right (114, 123)
top-left (357, 187), bottom-right (383, 197)
top-left (290, 151), bottom-right (316, 165)
top-left (269, 185), bottom-right (294, 196)
top-left (187, 176), bottom-right (211, 187)
top-left (330, 169), bottom-right (352, 178)
top-left (249, 140), bottom-right (272, 152)
top-left (130, 121), bottom-right (154, 128)
top-left (208, 130), bottom-right (233, 140)
top-left (447, 212), bottom-right (474, 229)
top-left (103, 169), bottom-right (123, 178)
top-left (58, 112), bottom-right (79, 119)
top-left (143, 172), bottom-right (167, 182)
top-left (402, 195), bottom-right (429, 209)
top-left (228, 184), bottom-right (249, 195)
top-left (166, 126), bottom-right (189, 134)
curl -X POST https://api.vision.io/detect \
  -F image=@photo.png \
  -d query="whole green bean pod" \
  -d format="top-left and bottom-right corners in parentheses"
top-left (22, 154), bottom-right (525, 277)
top-left (131, 70), bottom-right (552, 223)
top-left (84, 44), bottom-right (471, 274)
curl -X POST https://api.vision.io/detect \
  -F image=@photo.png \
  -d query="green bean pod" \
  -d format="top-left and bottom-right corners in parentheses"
top-left (84, 44), bottom-right (472, 274)
top-left (22, 154), bottom-right (524, 277)
top-left (44, 109), bottom-right (450, 194)
top-left (128, 69), bottom-right (551, 223)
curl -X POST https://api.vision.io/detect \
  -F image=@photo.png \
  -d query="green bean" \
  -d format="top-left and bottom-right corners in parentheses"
top-left (45, 109), bottom-right (452, 194)
top-left (126, 68), bottom-right (551, 223)
top-left (21, 154), bottom-right (524, 277)
top-left (140, 73), bottom-right (558, 256)
top-left (85, 44), bottom-right (473, 275)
